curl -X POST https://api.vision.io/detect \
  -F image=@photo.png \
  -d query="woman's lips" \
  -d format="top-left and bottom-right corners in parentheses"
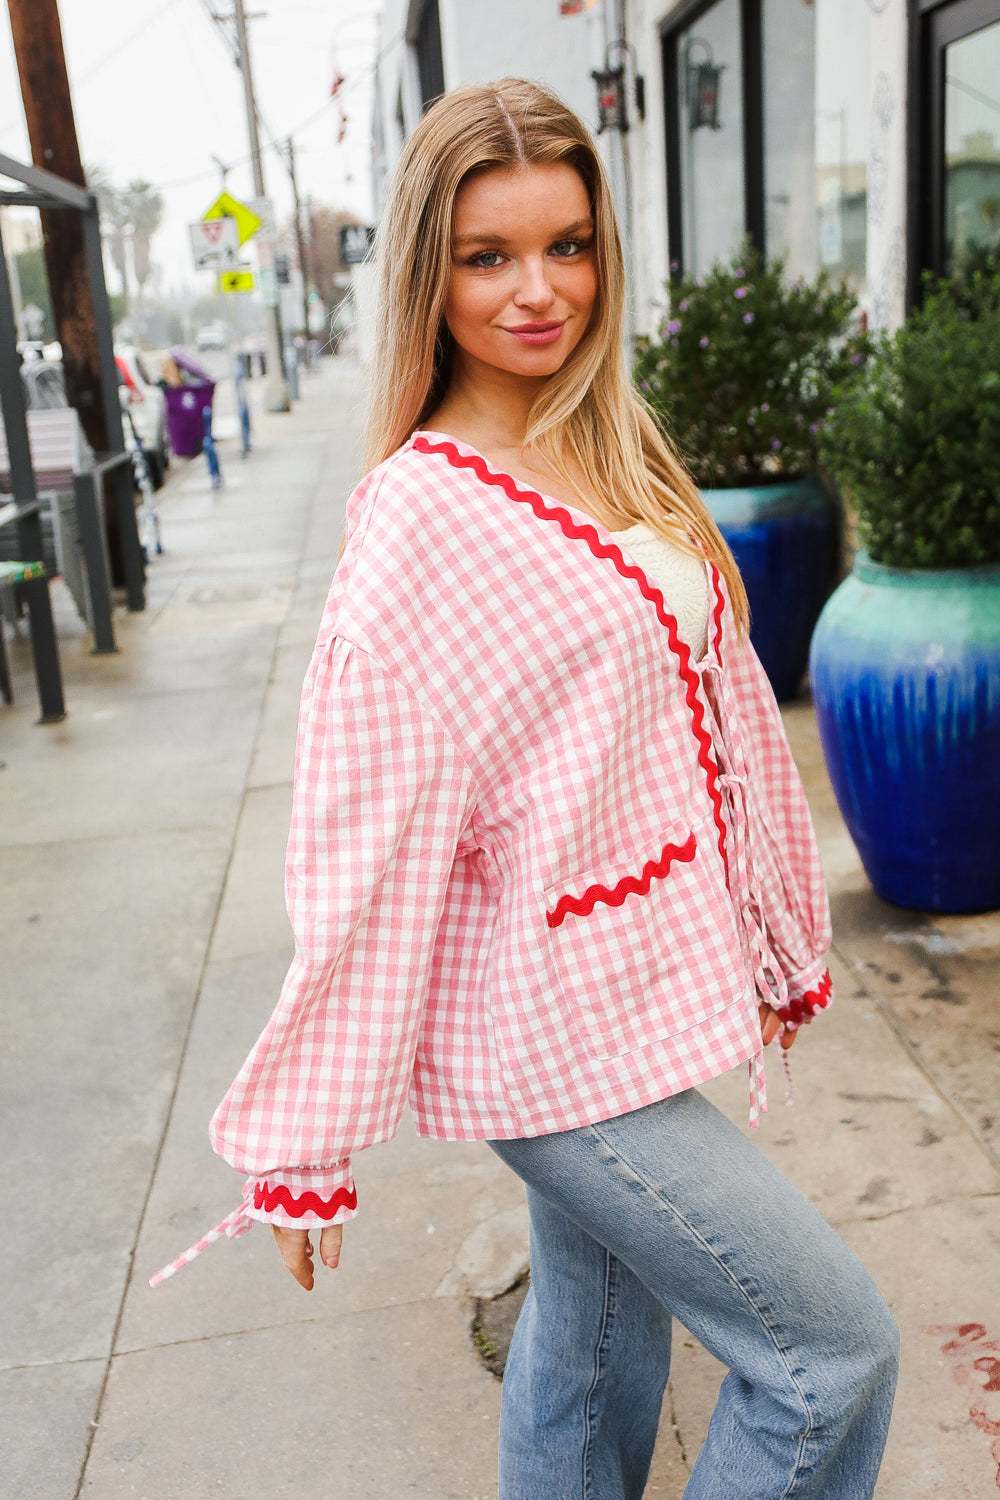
top-left (503, 321), bottom-right (566, 346)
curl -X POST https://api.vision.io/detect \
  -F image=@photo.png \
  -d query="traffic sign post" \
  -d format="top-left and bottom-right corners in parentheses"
top-left (217, 270), bottom-right (255, 294)
top-left (189, 217), bottom-right (241, 272)
top-left (202, 191), bottom-right (262, 246)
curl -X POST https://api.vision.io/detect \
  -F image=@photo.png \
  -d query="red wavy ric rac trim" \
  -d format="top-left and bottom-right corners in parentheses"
top-left (777, 969), bottom-right (833, 1029)
top-left (413, 435), bottom-right (729, 880)
top-left (547, 832), bottom-right (697, 927)
top-left (253, 1181), bottom-right (358, 1218)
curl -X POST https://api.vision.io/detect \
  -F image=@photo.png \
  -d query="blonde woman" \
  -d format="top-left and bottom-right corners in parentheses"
top-left (191, 80), bottom-right (896, 1498)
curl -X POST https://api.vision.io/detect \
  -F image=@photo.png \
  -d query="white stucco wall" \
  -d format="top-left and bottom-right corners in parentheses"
top-left (865, 0), bottom-right (909, 331)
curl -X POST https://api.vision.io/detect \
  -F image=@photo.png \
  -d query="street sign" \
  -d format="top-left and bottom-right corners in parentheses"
top-left (190, 217), bottom-right (241, 271)
top-left (249, 196), bottom-right (277, 240)
top-left (202, 191), bottom-right (262, 245)
top-left (340, 223), bottom-right (375, 266)
top-left (217, 270), bottom-right (255, 294)
top-left (257, 266), bottom-right (278, 307)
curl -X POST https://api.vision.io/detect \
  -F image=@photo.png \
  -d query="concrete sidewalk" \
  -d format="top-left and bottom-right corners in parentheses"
top-left (2, 357), bottom-right (998, 1499)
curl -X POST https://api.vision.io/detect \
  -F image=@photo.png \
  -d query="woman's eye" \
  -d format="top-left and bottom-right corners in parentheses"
top-left (551, 239), bottom-right (585, 258)
top-left (469, 250), bottom-right (505, 268)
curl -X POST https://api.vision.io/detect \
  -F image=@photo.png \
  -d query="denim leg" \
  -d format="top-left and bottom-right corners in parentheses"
top-left (491, 1089), bottom-right (898, 1500)
top-left (496, 1184), bottom-right (673, 1500)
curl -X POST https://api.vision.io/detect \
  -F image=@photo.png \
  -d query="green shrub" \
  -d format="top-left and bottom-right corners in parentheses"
top-left (820, 270), bottom-right (1000, 568)
top-left (634, 243), bottom-right (865, 487)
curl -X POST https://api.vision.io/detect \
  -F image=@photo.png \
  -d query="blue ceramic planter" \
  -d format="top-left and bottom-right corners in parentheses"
top-left (704, 478), bottom-right (837, 701)
top-left (810, 555), bottom-right (1000, 913)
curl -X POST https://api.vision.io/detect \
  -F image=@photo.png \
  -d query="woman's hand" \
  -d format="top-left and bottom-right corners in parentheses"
top-left (758, 1002), bottom-right (804, 1051)
top-left (272, 1224), bottom-right (343, 1290)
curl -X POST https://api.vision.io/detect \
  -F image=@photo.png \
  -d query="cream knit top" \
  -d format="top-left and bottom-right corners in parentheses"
top-left (613, 523), bottom-right (711, 660)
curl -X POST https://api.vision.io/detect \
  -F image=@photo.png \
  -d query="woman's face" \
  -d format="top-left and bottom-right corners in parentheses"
top-left (443, 162), bottom-right (598, 387)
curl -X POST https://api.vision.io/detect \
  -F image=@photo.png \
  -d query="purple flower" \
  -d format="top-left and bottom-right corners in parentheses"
top-left (735, 267), bottom-right (746, 278)
top-left (851, 353), bottom-right (863, 365)
top-left (743, 312), bottom-right (755, 324)
top-left (826, 407), bottom-right (835, 416)
top-left (641, 380), bottom-right (650, 392)
top-left (667, 318), bottom-right (682, 335)
top-left (809, 423), bottom-right (820, 434)
top-left (734, 287), bottom-right (748, 300)
top-left (699, 336), bottom-right (710, 347)
top-left (760, 402), bottom-right (769, 411)
top-left (694, 277), bottom-right (705, 288)
top-left (772, 439), bottom-right (782, 451)
top-left (747, 415), bottom-right (756, 426)
top-left (670, 260), bottom-right (679, 272)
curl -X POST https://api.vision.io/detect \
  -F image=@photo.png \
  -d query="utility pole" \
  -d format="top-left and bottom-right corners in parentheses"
top-left (285, 138), bottom-right (311, 345)
top-left (232, 0), bottom-right (290, 411)
top-left (7, 0), bottom-right (113, 453)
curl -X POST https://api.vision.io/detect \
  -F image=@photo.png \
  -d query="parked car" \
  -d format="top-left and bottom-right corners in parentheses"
top-left (114, 345), bottom-right (170, 489)
top-left (195, 322), bottom-right (227, 351)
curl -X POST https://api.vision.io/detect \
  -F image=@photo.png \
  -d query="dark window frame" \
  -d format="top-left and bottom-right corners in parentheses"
top-left (409, 0), bottom-right (445, 114)
top-left (911, 0), bottom-right (1000, 302)
top-left (660, 0), bottom-right (765, 279)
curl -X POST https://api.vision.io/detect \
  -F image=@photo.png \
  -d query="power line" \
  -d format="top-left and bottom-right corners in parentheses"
top-left (75, 0), bottom-right (185, 84)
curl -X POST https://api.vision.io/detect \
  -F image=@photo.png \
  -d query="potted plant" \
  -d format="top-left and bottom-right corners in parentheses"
top-left (810, 265), bottom-right (1000, 913)
top-left (635, 244), bottom-right (867, 699)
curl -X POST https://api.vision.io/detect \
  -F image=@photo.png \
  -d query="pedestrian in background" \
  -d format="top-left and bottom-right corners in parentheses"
top-left (196, 79), bottom-right (898, 1498)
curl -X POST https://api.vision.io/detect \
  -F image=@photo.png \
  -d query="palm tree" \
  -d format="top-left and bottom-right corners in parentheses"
top-left (123, 180), bottom-right (163, 293)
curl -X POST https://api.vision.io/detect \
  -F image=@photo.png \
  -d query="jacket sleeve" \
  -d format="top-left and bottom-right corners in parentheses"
top-left (725, 632), bottom-right (833, 1029)
top-left (209, 634), bottom-right (477, 1228)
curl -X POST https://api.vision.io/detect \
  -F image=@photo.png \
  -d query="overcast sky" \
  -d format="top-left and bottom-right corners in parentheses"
top-left (0, 0), bottom-right (381, 293)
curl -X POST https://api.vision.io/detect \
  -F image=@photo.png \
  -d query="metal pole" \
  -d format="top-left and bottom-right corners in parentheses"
top-left (233, 0), bottom-right (291, 412)
top-left (286, 138), bottom-right (312, 346)
top-left (82, 203), bottom-right (144, 611)
top-left (1, 208), bottom-right (25, 339)
top-left (0, 215), bottom-right (66, 721)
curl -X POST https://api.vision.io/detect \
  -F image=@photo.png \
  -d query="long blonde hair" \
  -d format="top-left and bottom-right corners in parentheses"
top-left (366, 78), bottom-right (748, 633)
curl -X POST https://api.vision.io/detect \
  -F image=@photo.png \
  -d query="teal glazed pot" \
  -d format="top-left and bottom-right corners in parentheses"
top-left (809, 555), bottom-right (1000, 913)
top-left (704, 478), bottom-right (838, 701)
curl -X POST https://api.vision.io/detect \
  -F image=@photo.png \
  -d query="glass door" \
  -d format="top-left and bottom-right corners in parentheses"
top-left (922, 0), bottom-right (1000, 276)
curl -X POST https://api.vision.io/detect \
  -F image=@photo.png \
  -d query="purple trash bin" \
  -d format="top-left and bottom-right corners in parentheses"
top-left (164, 349), bottom-right (216, 457)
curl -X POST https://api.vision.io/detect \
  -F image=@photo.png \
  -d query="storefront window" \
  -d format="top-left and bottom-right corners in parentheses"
top-left (676, 0), bottom-right (744, 277)
top-left (943, 18), bottom-right (1000, 271)
top-left (762, 0), bottom-right (868, 295)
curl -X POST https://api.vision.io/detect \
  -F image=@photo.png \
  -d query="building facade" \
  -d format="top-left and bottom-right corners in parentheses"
top-left (372, 0), bottom-right (1000, 338)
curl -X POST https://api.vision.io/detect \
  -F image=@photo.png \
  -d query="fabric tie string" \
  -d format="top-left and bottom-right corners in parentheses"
top-left (148, 1186), bottom-right (255, 1287)
top-left (701, 661), bottom-right (794, 1122)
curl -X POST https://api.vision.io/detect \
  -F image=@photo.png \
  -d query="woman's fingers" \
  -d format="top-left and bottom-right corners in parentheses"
top-left (272, 1226), bottom-right (315, 1289)
top-left (758, 1002), bottom-right (807, 1050)
top-left (271, 1224), bottom-right (344, 1290)
top-left (758, 1002), bottom-right (782, 1047)
top-left (319, 1223), bottom-right (343, 1269)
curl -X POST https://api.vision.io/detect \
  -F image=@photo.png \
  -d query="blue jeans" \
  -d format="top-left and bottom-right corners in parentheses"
top-left (489, 1089), bottom-right (898, 1499)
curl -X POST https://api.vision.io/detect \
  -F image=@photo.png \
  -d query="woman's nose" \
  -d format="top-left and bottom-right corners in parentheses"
top-left (513, 258), bottom-right (556, 311)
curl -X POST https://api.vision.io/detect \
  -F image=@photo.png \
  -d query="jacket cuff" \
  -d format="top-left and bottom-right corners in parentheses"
top-left (244, 1163), bottom-right (358, 1229)
top-left (777, 961), bottom-right (833, 1031)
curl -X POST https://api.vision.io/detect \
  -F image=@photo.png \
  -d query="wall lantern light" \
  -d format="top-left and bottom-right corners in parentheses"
top-left (591, 63), bottom-right (628, 133)
top-left (591, 39), bottom-right (645, 135)
top-left (684, 38), bottom-right (724, 131)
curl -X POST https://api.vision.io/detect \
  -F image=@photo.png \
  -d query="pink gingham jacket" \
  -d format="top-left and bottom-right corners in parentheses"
top-left (210, 432), bottom-right (832, 1232)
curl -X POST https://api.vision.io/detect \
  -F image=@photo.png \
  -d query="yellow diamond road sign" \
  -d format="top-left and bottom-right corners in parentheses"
top-left (202, 191), bottom-right (262, 246)
top-left (218, 270), bottom-right (254, 294)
